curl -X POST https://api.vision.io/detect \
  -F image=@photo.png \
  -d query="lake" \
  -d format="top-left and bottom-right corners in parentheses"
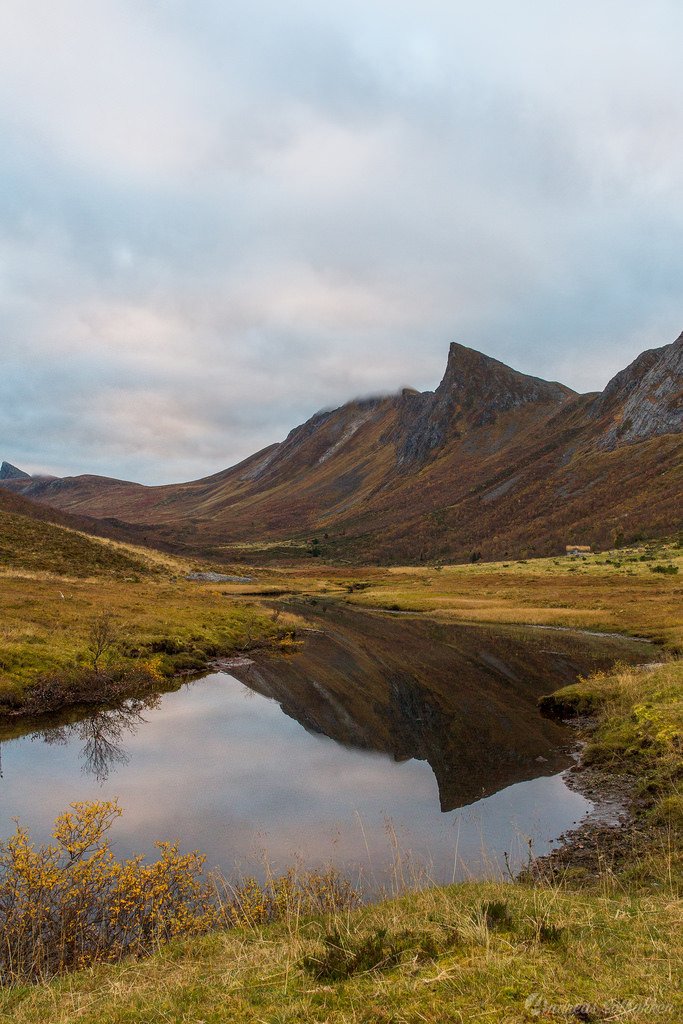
top-left (0, 606), bottom-right (653, 889)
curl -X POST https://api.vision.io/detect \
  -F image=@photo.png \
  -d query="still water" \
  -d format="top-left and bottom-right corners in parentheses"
top-left (0, 609), bottom-right (652, 886)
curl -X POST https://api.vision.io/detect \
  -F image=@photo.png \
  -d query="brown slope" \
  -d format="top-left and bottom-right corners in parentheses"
top-left (1, 344), bottom-right (574, 533)
top-left (2, 332), bottom-right (681, 562)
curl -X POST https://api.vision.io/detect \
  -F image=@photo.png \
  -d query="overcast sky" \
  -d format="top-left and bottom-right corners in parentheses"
top-left (1, 1), bottom-right (681, 484)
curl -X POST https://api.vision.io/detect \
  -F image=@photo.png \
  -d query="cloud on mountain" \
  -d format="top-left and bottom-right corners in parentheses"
top-left (1, 0), bottom-right (681, 482)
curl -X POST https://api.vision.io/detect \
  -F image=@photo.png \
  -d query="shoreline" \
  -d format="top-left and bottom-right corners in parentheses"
top-left (527, 657), bottom-right (679, 883)
top-left (525, 734), bottom-right (638, 881)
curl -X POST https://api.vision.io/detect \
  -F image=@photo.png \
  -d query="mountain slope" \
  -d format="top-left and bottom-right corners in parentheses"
top-left (2, 331), bottom-right (681, 563)
top-left (0, 490), bottom-right (162, 578)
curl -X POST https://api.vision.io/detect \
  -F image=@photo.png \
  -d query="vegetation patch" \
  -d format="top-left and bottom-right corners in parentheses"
top-left (537, 659), bottom-right (683, 887)
top-left (0, 802), bottom-right (359, 986)
top-left (3, 876), bottom-right (681, 1023)
top-left (0, 510), bottom-right (160, 579)
top-left (0, 561), bottom-right (301, 717)
top-left (301, 926), bottom-right (440, 981)
top-left (0, 525), bottom-right (681, 1020)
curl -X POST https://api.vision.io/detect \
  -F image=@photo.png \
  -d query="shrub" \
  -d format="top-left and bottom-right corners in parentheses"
top-left (0, 665), bottom-right (162, 717)
top-left (302, 926), bottom-right (438, 981)
top-left (0, 803), bottom-right (360, 984)
top-left (0, 801), bottom-right (217, 983)
top-left (481, 899), bottom-right (514, 931)
top-left (225, 868), bottom-right (359, 927)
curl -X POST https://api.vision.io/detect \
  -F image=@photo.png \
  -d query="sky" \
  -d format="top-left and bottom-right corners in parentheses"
top-left (1, 1), bottom-right (681, 484)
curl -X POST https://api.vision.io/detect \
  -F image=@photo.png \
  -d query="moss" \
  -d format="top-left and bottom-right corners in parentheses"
top-left (538, 683), bottom-right (604, 719)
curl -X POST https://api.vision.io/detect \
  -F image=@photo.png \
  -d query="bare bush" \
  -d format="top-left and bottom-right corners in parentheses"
top-left (86, 612), bottom-right (120, 672)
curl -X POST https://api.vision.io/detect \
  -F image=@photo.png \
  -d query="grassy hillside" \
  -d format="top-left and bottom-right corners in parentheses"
top-left (0, 507), bottom-right (161, 579)
top-left (0, 500), bottom-right (299, 714)
top-left (341, 541), bottom-right (683, 647)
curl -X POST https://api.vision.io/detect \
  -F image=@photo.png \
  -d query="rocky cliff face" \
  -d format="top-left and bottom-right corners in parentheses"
top-left (395, 342), bottom-right (574, 464)
top-left (589, 332), bottom-right (683, 450)
top-left (0, 461), bottom-right (30, 481)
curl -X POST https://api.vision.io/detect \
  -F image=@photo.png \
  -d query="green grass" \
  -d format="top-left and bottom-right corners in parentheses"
top-left (0, 574), bottom-right (301, 711)
top-left (543, 660), bottom-right (683, 840)
top-left (534, 657), bottom-right (683, 898)
top-left (2, 882), bottom-right (680, 1023)
top-left (255, 539), bottom-right (683, 649)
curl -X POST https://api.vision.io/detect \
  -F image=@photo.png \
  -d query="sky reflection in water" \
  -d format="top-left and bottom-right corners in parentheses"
top-left (0, 673), bottom-right (590, 883)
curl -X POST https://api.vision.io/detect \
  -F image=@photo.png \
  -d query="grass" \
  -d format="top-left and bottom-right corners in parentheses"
top-left (0, 511), bottom-right (164, 579)
top-left (0, 574), bottom-right (302, 712)
top-left (0, 508), bottom-right (302, 713)
top-left (2, 881), bottom-right (680, 1023)
top-left (221, 539), bottom-right (683, 650)
top-left (542, 659), bottom-right (683, 840)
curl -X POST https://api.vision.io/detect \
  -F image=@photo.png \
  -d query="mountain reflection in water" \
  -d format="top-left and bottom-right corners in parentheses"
top-left (229, 605), bottom-right (651, 810)
top-left (0, 607), bottom-right (653, 880)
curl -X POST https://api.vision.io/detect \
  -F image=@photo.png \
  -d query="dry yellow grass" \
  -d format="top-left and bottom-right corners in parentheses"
top-left (0, 572), bottom-right (303, 702)
top-left (2, 880), bottom-right (681, 1023)
top-left (212, 540), bottom-right (683, 649)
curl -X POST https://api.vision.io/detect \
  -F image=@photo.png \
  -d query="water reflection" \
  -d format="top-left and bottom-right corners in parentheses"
top-left (1, 695), bottom-right (160, 785)
top-left (229, 605), bottom-right (654, 810)
top-left (0, 609), bottom-right (654, 881)
top-left (35, 697), bottom-right (160, 783)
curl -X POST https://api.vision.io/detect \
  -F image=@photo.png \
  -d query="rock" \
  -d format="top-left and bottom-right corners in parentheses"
top-left (395, 342), bottom-right (574, 464)
top-left (589, 330), bottom-right (683, 449)
top-left (0, 461), bottom-right (30, 481)
top-left (186, 572), bottom-right (254, 583)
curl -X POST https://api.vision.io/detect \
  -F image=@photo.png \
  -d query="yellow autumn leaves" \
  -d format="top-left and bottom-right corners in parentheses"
top-left (0, 801), bottom-right (359, 984)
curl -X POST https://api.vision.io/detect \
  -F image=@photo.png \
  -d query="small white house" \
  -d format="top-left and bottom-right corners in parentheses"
top-left (566, 545), bottom-right (592, 557)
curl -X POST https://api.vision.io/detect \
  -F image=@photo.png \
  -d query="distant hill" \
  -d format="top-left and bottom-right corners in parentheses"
top-left (0, 489), bottom-right (161, 578)
top-left (3, 330), bottom-right (682, 563)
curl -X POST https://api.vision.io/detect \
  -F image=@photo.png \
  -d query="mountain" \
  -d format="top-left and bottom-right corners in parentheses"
top-left (0, 461), bottom-right (30, 481)
top-left (2, 331), bottom-right (682, 563)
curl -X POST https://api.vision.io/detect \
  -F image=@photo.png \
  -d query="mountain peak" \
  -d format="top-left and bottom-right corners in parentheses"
top-left (435, 342), bottom-right (574, 425)
top-left (0, 461), bottom-right (30, 481)
top-left (395, 343), bottom-right (574, 464)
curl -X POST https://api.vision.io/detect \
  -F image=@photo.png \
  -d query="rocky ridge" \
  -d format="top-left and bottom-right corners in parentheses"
top-left (2, 329), bottom-right (681, 563)
top-left (588, 331), bottom-right (683, 450)
top-left (0, 461), bottom-right (30, 481)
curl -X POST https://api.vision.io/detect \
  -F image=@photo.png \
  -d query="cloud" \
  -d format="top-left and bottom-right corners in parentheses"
top-left (0, 1), bottom-right (681, 482)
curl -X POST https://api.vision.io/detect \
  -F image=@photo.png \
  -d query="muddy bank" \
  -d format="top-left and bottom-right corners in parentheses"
top-left (523, 718), bottom-right (662, 882)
